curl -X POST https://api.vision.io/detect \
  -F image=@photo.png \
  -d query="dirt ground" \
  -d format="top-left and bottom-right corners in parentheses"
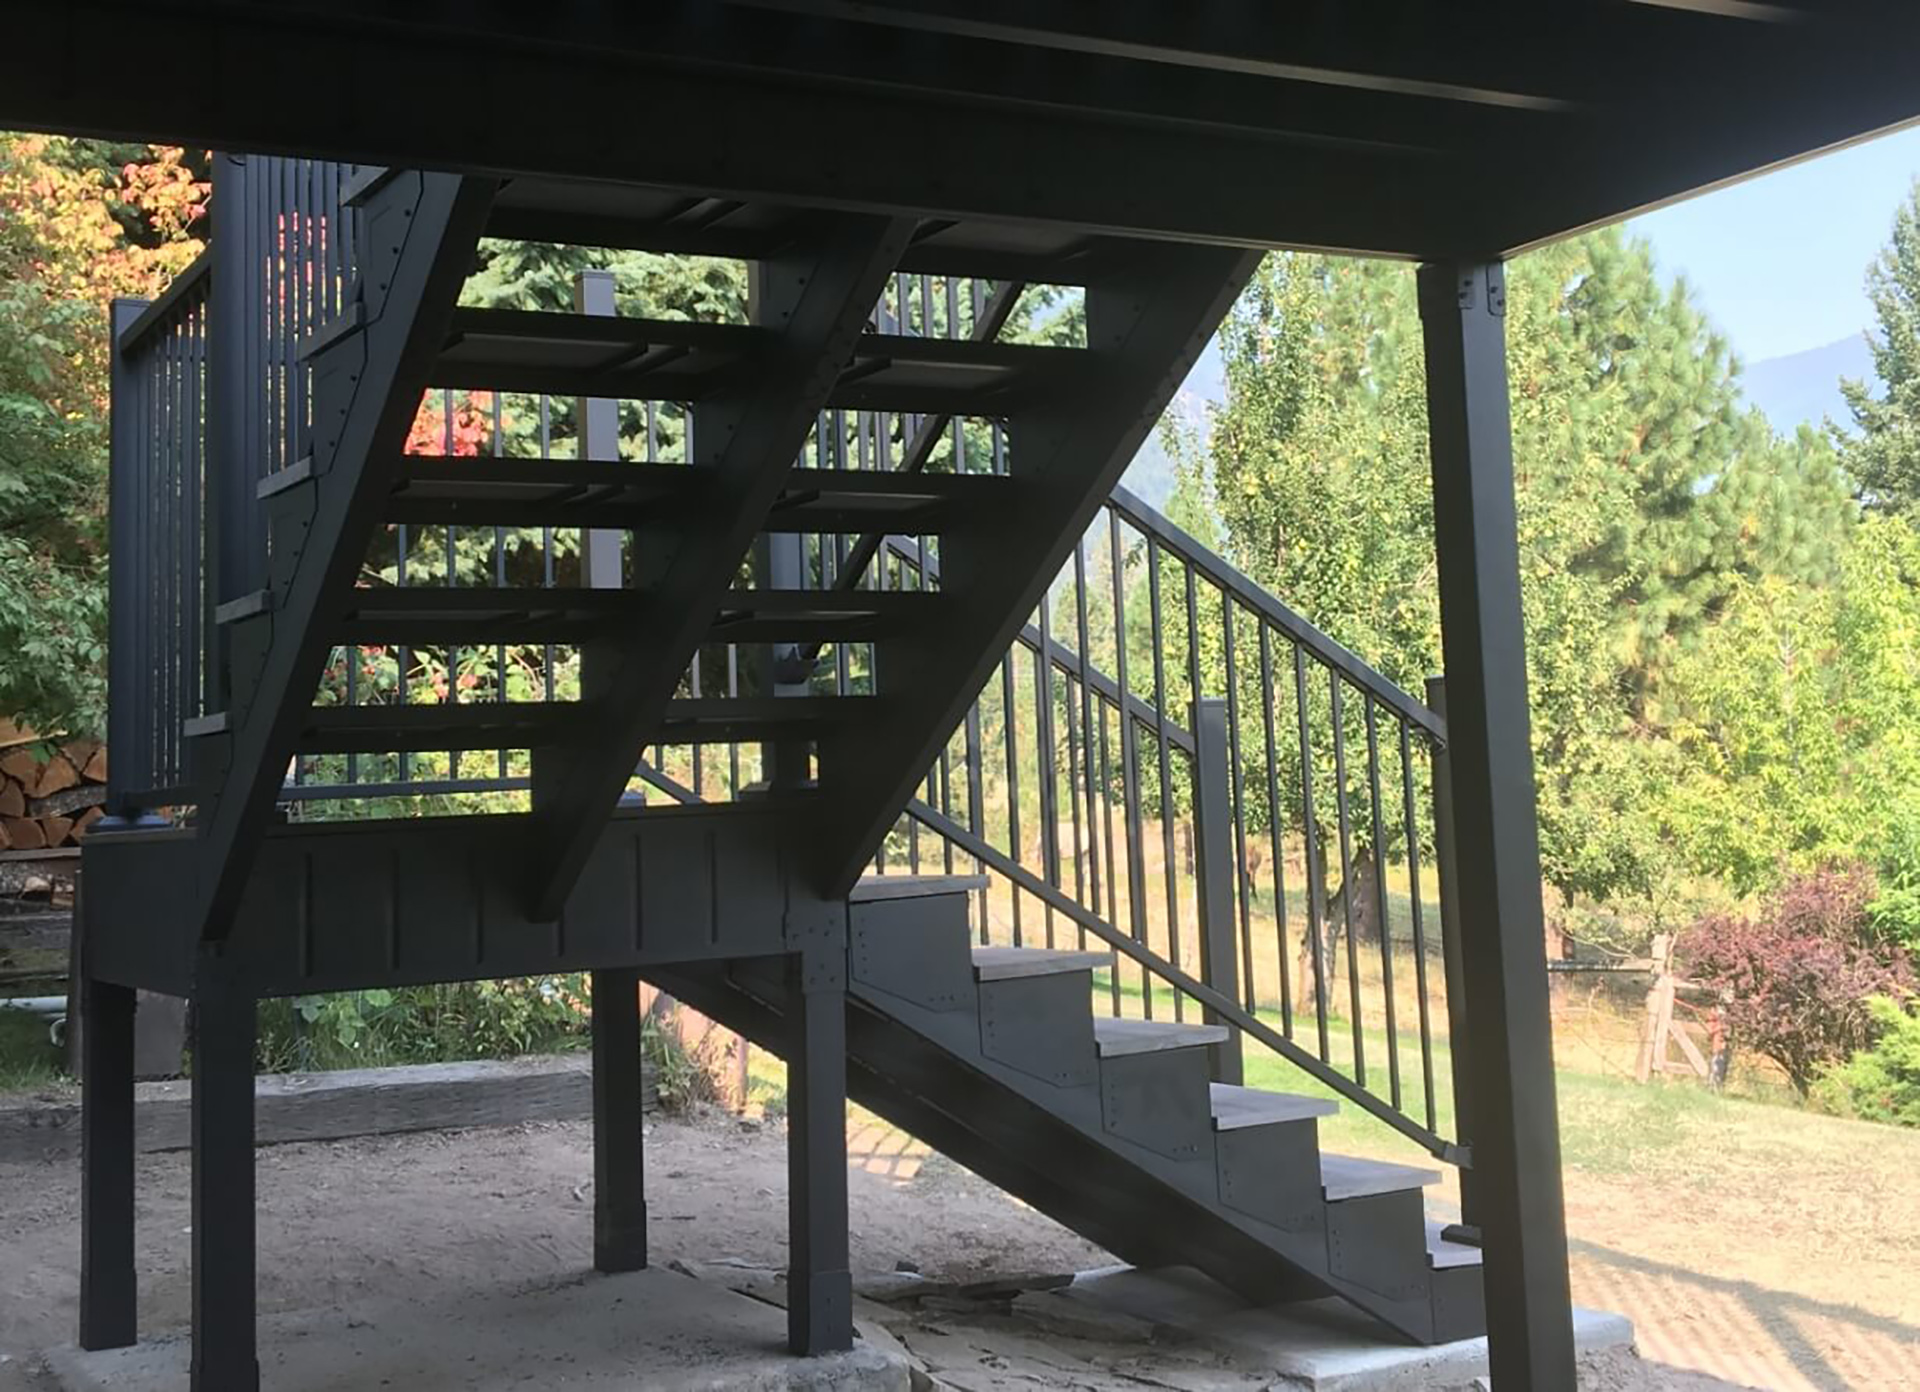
top-left (0, 1109), bottom-right (1752, 1391)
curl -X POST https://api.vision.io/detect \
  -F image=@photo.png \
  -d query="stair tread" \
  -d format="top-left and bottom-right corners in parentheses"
top-left (971, 946), bottom-right (1112, 981)
top-left (1091, 1017), bottom-right (1229, 1057)
top-left (1426, 1221), bottom-right (1484, 1270)
top-left (294, 696), bottom-right (874, 754)
top-left (333, 585), bottom-right (940, 644)
top-left (434, 307), bottom-right (1088, 411)
top-left (849, 874), bottom-right (989, 903)
top-left (1320, 1152), bottom-right (1442, 1201)
top-left (387, 458), bottom-right (1007, 532)
top-left (1207, 1082), bottom-right (1338, 1131)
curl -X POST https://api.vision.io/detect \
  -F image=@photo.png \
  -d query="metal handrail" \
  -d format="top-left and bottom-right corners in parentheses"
top-left (907, 797), bottom-right (1462, 1162)
top-left (1106, 485), bottom-right (1445, 742)
top-left (117, 249), bottom-right (214, 355)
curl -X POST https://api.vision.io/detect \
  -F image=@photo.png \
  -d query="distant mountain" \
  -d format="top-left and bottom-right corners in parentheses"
top-left (1742, 335), bottom-right (1878, 436)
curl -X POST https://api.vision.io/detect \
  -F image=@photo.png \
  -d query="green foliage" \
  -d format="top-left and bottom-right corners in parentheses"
top-left (1662, 513), bottom-right (1920, 894)
top-left (1182, 230), bottom-right (1853, 914)
top-left (1818, 995), bottom-right (1920, 1127)
top-left (1841, 177), bottom-right (1920, 510)
top-left (641, 1012), bottom-right (723, 1114)
top-left (0, 216), bottom-right (109, 737)
top-left (0, 133), bottom-right (204, 737)
top-left (256, 976), bottom-right (589, 1072)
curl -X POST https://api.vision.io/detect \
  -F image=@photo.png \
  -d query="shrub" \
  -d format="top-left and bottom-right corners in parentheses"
top-left (257, 976), bottom-right (590, 1072)
top-left (1677, 865), bottom-right (1915, 1096)
top-left (1819, 997), bottom-right (1920, 1127)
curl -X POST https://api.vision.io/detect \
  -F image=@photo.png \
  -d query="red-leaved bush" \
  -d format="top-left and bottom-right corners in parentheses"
top-left (1677, 866), bottom-right (1915, 1096)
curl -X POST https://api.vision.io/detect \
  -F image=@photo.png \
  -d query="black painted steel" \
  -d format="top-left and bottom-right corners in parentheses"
top-left (78, 973), bottom-right (137, 1351)
top-left (1418, 260), bottom-right (1575, 1390)
top-left (592, 967), bottom-right (649, 1274)
top-left (189, 958), bottom-right (260, 1391)
top-left (787, 944), bottom-right (853, 1354)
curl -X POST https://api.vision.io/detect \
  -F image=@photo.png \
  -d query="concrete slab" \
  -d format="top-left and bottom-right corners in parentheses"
top-left (1048, 1265), bottom-right (1634, 1391)
top-left (42, 1268), bottom-right (909, 1392)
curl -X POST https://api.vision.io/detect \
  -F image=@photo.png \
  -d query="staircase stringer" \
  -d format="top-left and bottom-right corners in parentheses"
top-left (807, 244), bottom-right (1261, 897)
top-left (524, 215), bottom-right (917, 921)
top-left (192, 172), bottom-right (498, 943)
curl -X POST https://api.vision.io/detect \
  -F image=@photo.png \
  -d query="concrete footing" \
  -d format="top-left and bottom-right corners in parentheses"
top-left (1048, 1265), bottom-right (1635, 1390)
top-left (42, 1268), bottom-right (909, 1391)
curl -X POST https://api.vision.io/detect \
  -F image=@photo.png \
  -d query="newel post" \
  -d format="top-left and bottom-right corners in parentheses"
top-left (1193, 697), bottom-right (1244, 1084)
top-left (1424, 675), bottom-right (1481, 1230)
top-left (1417, 260), bottom-right (1575, 1389)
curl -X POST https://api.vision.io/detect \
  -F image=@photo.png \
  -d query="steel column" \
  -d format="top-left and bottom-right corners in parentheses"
top-left (591, 966), bottom-right (649, 1272)
top-left (189, 955), bottom-right (259, 1391)
top-left (787, 947), bottom-right (851, 1354)
top-left (79, 971), bottom-right (137, 1351)
top-left (1416, 259), bottom-right (1574, 1389)
top-left (1192, 697), bottom-right (1244, 1085)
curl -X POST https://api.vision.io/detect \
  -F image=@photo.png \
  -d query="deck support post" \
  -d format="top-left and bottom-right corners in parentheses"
top-left (591, 966), bottom-right (649, 1272)
top-left (1417, 259), bottom-right (1575, 1389)
top-left (1193, 697), bottom-right (1244, 1085)
top-left (79, 970), bottom-right (138, 1351)
top-left (787, 945), bottom-right (851, 1354)
top-left (190, 955), bottom-right (259, 1392)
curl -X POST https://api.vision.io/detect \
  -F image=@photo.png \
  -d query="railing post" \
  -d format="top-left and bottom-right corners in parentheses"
top-left (1418, 259), bottom-right (1574, 1389)
top-left (1193, 697), bottom-right (1244, 1084)
top-left (104, 298), bottom-right (150, 819)
top-left (575, 270), bottom-right (623, 589)
top-left (205, 152), bottom-right (255, 715)
top-left (748, 262), bottom-right (814, 793)
top-left (1424, 676), bottom-right (1480, 1223)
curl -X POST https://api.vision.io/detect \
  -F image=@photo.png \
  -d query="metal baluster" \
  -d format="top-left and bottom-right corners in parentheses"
top-left (1222, 593), bottom-right (1253, 1012)
top-left (1096, 696), bottom-right (1121, 1015)
top-left (1111, 513), bottom-right (1149, 1016)
top-left (1365, 698), bottom-right (1400, 1109)
top-left (1034, 579), bottom-right (1060, 947)
top-left (1073, 537), bottom-right (1104, 927)
top-left (1294, 646), bottom-right (1329, 1060)
top-left (1400, 720), bottom-right (1439, 1134)
top-left (965, 698), bottom-right (987, 942)
top-left (1146, 539), bottom-right (1181, 1019)
top-left (1329, 673), bottom-right (1367, 1088)
top-left (1259, 625), bottom-right (1292, 1035)
top-left (1000, 644), bottom-right (1022, 947)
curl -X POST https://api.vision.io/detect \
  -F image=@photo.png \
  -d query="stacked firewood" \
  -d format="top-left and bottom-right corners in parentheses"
top-left (0, 722), bottom-right (107, 851)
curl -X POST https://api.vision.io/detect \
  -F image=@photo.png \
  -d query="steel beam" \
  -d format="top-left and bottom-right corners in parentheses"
top-left (191, 172), bottom-right (497, 943)
top-left (809, 244), bottom-right (1259, 895)
top-left (1416, 260), bottom-right (1574, 1390)
top-left (525, 216), bottom-right (913, 920)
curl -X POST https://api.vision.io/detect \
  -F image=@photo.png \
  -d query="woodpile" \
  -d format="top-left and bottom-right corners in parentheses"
top-left (0, 720), bottom-right (106, 852)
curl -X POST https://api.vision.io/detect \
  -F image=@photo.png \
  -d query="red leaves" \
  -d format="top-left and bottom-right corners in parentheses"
top-left (1679, 865), bottom-right (1916, 1095)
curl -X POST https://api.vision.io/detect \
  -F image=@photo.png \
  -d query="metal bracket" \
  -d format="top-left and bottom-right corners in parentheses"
top-left (784, 900), bottom-right (846, 993)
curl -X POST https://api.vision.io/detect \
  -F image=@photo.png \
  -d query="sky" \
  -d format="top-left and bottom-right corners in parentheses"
top-left (1131, 122), bottom-right (1920, 500)
top-left (1627, 123), bottom-right (1920, 362)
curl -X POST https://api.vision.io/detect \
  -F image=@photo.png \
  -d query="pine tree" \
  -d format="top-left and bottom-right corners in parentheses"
top-left (1840, 178), bottom-right (1920, 510)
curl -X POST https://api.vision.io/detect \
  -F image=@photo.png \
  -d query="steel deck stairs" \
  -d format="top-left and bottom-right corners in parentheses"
top-left (655, 875), bottom-right (1485, 1346)
top-left (87, 164), bottom-right (1486, 1377)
